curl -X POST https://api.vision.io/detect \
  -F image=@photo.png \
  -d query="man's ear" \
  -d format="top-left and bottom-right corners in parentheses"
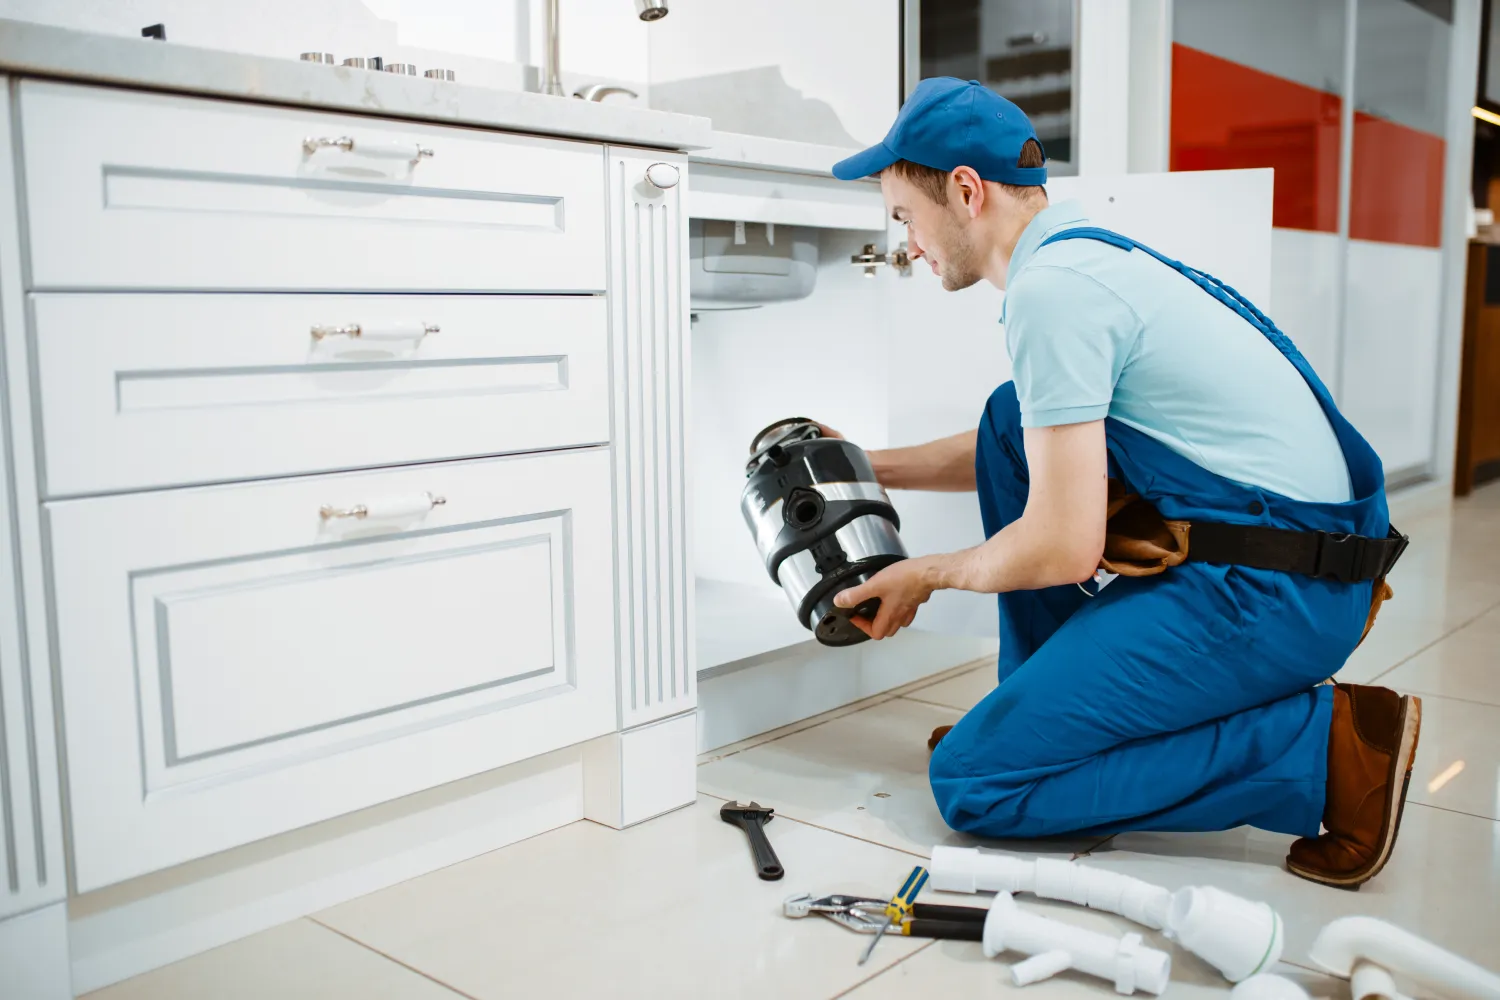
top-left (950, 166), bottom-right (985, 219)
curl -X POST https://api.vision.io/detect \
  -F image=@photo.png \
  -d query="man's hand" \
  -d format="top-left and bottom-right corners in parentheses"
top-left (833, 556), bottom-right (942, 640)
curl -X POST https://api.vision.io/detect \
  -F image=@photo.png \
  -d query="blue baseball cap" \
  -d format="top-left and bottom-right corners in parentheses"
top-left (832, 77), bottom-right (1047, 186)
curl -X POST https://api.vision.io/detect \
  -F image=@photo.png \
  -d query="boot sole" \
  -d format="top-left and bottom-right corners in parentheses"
top-left (1287, 694), bottom-right (1422, 890)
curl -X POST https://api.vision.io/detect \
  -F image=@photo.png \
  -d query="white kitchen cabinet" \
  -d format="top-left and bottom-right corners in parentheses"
top-left (48, 447), bottom-right (618, 892)
top-left (33, 293), bottom-right (610, 497)
top-left (19, 81), bottom-right (608, 292)
top-left (0, 28), bottom-right (706, 991)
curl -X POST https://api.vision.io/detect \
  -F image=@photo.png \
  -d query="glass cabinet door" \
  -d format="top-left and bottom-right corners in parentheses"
top-left (1338, 0), bottom-right (1453, 480)
top-left (914, 0), bottom-right (1078, 174)
top-left (1170, 0), bottom-right (1348, 233)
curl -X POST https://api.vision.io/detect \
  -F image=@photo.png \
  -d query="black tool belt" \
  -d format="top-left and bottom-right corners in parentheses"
top-left (1187, 523), bottom-right (1409, 584)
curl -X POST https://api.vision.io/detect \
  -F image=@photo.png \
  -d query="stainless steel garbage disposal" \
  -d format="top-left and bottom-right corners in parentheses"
top-left (740, 418), bottom-right (908, 647)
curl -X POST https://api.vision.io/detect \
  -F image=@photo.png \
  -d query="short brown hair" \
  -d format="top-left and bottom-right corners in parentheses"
top-left (885, 138), bottom-right (1047, 205)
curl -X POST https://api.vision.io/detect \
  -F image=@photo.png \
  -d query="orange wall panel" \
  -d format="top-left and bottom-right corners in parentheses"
top-left (1348, 112), bottom-right (1445, 248)
top-left (1170, 43), bottom-right (1342, 233)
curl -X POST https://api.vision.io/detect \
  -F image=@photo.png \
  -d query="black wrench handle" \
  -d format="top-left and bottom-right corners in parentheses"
top-left (742, 817), bottom-right (784, 881)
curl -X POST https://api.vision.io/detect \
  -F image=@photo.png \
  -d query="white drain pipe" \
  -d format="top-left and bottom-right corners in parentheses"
top-left (930, 846), bottom-right (1283, 982)
top-left (983, 891), bottom-right (1173, 995)
top-left (1309, 917), bottom-right (1500, 1000)
top-left (931, 845), bottom-right (1173, 928)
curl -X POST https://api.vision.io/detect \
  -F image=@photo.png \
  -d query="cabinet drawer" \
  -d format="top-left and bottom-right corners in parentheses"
top-left (33, 293), bottom-right (609, 496)
top-left (49, 450), bottom-right (617, 891)
top-left (19, 81), bottom-right (606, 291)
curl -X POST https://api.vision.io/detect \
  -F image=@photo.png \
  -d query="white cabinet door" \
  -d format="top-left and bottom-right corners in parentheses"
top-left (607, 149), bottom-right (694, 727)
top-left (881, 240), bottom-right (1014, 638)
top-left (49, 450), bottom-right (616, 891)
top-left (19, 81), bottom-right (606, 292)
top-left (34, 293), bottom-right (610, 497)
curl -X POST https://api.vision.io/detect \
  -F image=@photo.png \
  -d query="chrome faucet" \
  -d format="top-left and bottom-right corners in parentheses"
top-left (574, 83), bottom-right (639, 102)
top-left (542, 0), bottom-right (669, 98)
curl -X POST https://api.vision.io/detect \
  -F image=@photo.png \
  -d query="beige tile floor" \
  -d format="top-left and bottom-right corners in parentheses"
top-left (89, 484), bottom-right (1500, 999)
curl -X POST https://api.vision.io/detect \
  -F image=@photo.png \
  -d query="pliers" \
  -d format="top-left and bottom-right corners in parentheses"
top-left (783, 892), bottom-right (988, 942)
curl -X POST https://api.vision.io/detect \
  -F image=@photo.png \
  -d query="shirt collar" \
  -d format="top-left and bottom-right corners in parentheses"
top-left (1005, 199), bottom-right (1090, 287)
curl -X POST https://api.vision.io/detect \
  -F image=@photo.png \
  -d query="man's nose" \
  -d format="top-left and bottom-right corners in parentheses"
top-left (906, 232), bottom-right (926, 260)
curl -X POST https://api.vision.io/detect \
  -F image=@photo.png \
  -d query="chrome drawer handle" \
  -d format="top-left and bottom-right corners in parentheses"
top-left (320, 492), bottom-right (446, 521)
top-left (310, 321), bottom-right (439, 342)
top-left (302, 135), bottom-right (435, 161)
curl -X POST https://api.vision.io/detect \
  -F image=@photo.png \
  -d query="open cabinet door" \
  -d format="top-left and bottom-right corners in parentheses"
top-left (882, 168), bottom-right (1276, 638)
top-left (880, 220), bottom-right (1014, 638)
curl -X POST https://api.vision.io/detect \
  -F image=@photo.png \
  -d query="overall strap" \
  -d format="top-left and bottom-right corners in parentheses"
top-left (1032, 224), bottom-right (1402, 576)
top-left (1036, 227), bottom-right (1331, 405)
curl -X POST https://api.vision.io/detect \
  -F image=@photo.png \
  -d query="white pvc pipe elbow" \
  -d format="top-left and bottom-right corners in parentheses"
top-left (982, 891), bottom-right (1172, 995)
top-left (1309, 917), bottom-right (1500, 1000)
top-left (1167, 885), bottom-right (1284, 983)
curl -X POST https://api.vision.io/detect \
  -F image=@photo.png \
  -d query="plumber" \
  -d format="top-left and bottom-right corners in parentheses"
top-left (822, 77), bottom-right (1419, 889)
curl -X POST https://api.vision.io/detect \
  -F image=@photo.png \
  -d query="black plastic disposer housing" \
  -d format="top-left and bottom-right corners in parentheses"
top-left (740, 418), bottom-right (908, 647)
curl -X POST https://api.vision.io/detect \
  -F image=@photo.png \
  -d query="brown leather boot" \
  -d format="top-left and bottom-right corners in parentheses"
top-left (1286, 683), bottom-right (1421, 889)
top-left (928, 726), bottom-right (953, 752)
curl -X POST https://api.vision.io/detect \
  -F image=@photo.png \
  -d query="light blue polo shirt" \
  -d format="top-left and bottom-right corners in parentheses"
top-left (1002, 201), bottom-right (1351, 504)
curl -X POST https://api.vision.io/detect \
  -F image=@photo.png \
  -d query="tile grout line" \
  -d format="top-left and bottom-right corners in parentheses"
top-left (308, 916), bottom-right (484, 1000)
top-left (697, 694), bottom-right (903, 766)
top-left (701, 788), bottom-right (1110, 864)
top-left (702, 668), bottom-right (996, 773)
top-left (1406, 799), bottom-right (1500, 825)
top-left (695, 789), bottom-right (934, 862)
top-left (898, 693), bottom-right (975, 712)
top-left (828, 939), bottom-right (938, 999)
top-left (1365, 594), bottom-right (1500, 685)
top-left (1401, 688), bottom-right (1500, 710)
top-left (1279, 957), bottom-right (1341, 978)
top-left (696, 658), bottom-right (996, 766)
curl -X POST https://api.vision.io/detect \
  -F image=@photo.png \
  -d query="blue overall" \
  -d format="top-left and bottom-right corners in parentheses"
top-left (928, 228), bottom-right (1390, 840)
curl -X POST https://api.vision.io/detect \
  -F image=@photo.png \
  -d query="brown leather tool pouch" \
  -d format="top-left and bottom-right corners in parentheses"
top-left (1099, 480), bottom-right (1190, 577)
top-left (1098, 479), bottom-right (1395, 645)
top-left (1358, 578), bottom-right (1393, 649)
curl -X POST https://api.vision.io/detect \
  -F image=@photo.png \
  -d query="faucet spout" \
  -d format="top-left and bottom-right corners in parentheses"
top-left (542, 0), bottom-right (564, 96)
top-left (543, 0), bottom-right (669, 96)
top-left (575, 83), bottom-right (639, 102)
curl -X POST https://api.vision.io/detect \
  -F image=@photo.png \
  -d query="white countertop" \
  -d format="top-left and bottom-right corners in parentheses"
top-left (0, 18), bottom-right (714, 151)
top-left (692, 131), bottom-right (860, 179)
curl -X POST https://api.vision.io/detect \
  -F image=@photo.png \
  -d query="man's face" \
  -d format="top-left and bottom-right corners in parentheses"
top-left (881, 170), bottom-right (983, 292)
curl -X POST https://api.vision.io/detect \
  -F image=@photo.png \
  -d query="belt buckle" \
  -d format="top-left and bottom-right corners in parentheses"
top-left (1313, 531), bottom-right (1364, 582)
top-left (1381, 527), bottom-right (1411, 577)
